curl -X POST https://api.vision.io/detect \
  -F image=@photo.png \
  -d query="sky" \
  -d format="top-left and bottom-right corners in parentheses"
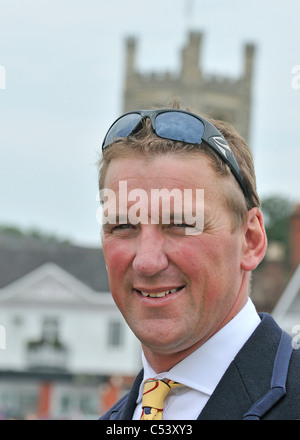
top-left (0, 0), bottom-right (299, 247)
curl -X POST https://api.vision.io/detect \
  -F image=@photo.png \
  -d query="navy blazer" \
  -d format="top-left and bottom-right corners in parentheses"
top-left (100, 314), bottom-right (300, 420)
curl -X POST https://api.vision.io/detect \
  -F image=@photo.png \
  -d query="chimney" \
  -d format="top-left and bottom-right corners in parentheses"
top-left (289, 203), bottom-right (300, 268)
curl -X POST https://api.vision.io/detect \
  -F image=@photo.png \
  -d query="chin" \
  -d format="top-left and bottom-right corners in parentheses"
top-left (139, 329), bottom-right (191, 354)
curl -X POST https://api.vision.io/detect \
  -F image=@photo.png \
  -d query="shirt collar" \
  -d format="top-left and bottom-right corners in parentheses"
top-left (136, 298), bottom-right (261, 402)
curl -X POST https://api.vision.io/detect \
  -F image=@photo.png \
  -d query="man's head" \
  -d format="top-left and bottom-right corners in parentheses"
top-left (98, 102), bottom-right (267, 372)
top-left (99, 103), bottom-right (260, 232)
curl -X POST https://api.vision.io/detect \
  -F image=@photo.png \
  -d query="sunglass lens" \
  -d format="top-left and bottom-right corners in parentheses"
top-left (104, 113), bottom-right (141, 147)
top-left (155, 112), bottom-right (205, 144)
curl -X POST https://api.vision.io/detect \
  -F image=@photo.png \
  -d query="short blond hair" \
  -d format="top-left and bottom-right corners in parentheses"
top-left (98, 103), bottom-right (260, 230)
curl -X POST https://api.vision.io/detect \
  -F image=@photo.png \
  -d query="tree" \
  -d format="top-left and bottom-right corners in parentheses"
top-left (0, 224), bottom-right (69, 243)
top-left (261, 195), bottom-right (294, 264)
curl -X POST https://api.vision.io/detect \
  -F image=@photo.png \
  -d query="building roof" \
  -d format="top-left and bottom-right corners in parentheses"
top-left (0, 234), bottom-right (110, 292)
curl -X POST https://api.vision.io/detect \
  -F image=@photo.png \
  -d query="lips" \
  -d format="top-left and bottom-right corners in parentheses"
top-left (135, 286), bottom-right (184, 298)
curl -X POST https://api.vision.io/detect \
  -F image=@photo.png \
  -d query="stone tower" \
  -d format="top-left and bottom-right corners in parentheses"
top-left (123, 31), bottom-right (255, 143)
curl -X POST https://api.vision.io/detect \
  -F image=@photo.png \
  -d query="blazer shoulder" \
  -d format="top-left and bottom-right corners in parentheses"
top-left (199, 313), bottom-right (300, 420)
top-left (235, 313), bottom-right (300, 419)
top-left (99, 393), bottom-right (129, 420)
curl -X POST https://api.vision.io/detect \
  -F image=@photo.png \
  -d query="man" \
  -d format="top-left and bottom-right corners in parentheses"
top-left (98, 102), bottom-right (300, 420)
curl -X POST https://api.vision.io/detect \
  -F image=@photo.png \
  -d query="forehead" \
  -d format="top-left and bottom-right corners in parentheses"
top-left (104, 154), bottom-right (218, 190)
top-left (100, 154), bottom-right (242, 233)
top-left (101, 155), bottom-right (234, 224)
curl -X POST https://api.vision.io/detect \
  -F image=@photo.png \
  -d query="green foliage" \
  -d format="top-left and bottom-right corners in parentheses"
top-left (0, 225), bottom-right (24, 236)
top-left (0, 224), bottom-right (70, 243)
top-left (261, 196), bottom-right (294, 263)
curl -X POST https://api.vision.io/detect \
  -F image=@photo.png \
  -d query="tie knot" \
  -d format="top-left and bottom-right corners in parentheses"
top-left (141, 378), bottom-right (182, 420)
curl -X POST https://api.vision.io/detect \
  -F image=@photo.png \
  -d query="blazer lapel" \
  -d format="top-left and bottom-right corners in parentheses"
top-left (197, 361), bottom-right (253, 420)
top-left (119, 369), bottom-right (144, 420)
top-left (198, 314), bottom-right (282, 420)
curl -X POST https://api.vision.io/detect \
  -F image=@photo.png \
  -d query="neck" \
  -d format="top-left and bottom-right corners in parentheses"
top-left (142, 338), bottom-right (211, 374)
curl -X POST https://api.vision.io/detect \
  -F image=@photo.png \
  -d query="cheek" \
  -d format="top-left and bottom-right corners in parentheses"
top-left (103, 238), bottom-right (140, 301)
top-left (174, 237), bottom-right (236, 293)
top-left (171, 239), bottom-right (214, 278)
top-left (103, 240), bottom-right (131, 281)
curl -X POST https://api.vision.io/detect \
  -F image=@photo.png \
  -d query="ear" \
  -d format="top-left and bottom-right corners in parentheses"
top-left (240, 207), bottom-right (267, 272)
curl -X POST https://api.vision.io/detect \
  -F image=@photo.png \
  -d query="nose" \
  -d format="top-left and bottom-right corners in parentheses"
top-left (132, 226), bottom-right (168, 277)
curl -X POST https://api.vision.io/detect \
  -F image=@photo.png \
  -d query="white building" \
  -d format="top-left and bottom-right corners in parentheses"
top-left (0, 235), bottom-right (141, 419)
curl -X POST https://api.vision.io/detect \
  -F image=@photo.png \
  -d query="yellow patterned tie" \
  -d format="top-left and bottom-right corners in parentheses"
top-left (140, 378), bottom-right (182, 420)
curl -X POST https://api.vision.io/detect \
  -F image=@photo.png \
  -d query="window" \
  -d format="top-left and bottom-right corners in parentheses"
top-left (107, 320), bottom-right (123, 347)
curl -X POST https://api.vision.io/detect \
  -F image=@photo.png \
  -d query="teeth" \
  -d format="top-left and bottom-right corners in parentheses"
top-left (139, 288), bottom-right (180, 298)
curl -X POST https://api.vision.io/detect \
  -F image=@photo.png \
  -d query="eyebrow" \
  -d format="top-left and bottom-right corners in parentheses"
top-left (104, 211), bottom-right (204, 226)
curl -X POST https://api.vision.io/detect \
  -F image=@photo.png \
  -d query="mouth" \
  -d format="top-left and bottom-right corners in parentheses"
top-left (134, 286), bottom-right (184, 298)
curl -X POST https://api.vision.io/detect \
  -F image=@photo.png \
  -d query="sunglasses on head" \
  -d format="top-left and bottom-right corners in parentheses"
top-left (102, 109), bottom-right (250, 204)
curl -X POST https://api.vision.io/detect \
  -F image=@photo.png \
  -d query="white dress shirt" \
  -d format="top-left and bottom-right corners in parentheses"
top-left (132, 298), bottom-right (261, 420)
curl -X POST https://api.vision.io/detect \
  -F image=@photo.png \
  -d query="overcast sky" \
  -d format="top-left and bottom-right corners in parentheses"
top-left (0, 0), bottom-right (299, 247)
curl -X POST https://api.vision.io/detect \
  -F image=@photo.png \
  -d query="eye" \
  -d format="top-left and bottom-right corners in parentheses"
top-left (173, 223), bottom-right (190, 227)
top-left (111, 223), bottom-right (136, 232)
top-left (109, 223), bottom-right (138, 237)
top-left (113, 223), bottom-right (132, 230)
top-left (166, 222), bottom-right (195, 235)
top-left (172, 222), bottom-right (196, 228)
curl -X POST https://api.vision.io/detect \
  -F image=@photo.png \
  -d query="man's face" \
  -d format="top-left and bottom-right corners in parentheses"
top-left (101, 154), bottom-right (249, 366)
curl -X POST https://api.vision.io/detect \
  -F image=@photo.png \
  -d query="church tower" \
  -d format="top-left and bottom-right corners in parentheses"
top-left (122, 31), bottom-right (255, 143)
